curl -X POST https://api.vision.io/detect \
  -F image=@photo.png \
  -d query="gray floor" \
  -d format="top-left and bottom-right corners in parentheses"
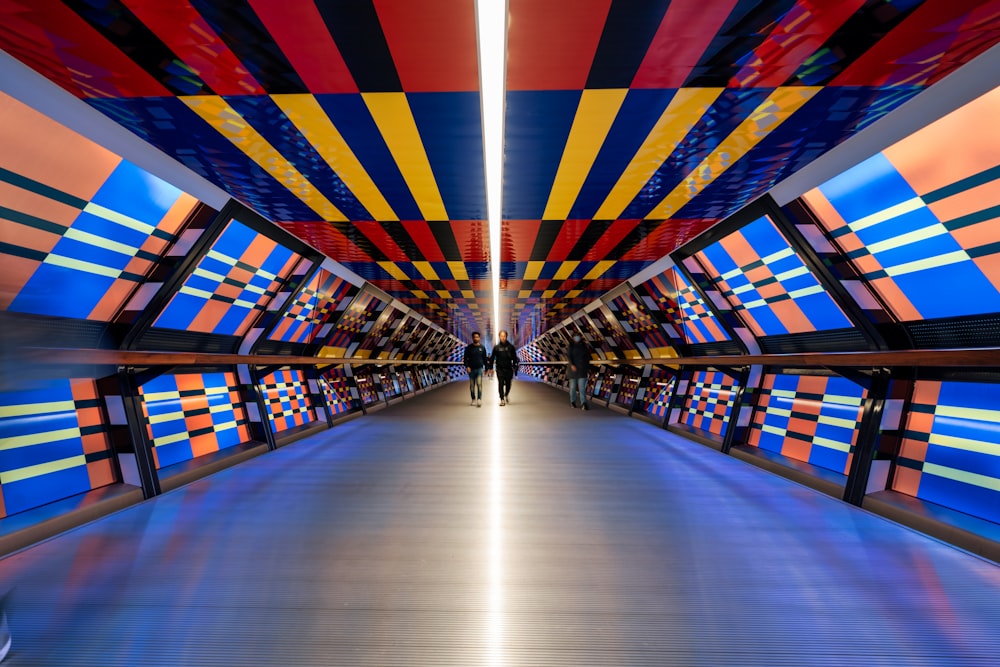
top-left (1, 378), bottom-right (998, 666)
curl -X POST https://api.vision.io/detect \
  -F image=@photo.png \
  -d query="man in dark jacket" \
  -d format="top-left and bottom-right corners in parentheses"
top-left (463, 331), bottom-right (489, 407)
top-left (566, 333), bottom-right (591, 410)
top-left (489, 330), bottom-right (519, 406)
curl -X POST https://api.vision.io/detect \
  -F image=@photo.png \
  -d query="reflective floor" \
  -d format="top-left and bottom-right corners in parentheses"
top-left (1, 378), bottom-right (999, 666)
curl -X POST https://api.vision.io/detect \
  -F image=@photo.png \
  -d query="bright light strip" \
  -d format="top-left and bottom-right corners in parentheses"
top-left (477, 0), bottom-right (507, 340)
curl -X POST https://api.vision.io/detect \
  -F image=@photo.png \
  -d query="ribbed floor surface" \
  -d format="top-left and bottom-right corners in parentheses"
top-left (1, 378), bottom-right (998, 666)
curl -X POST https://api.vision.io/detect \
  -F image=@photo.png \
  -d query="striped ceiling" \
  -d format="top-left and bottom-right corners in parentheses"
top-left (2, 0), bottom-right (998, 345)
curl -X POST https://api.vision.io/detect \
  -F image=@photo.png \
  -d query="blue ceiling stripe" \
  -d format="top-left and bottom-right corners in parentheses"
top-left (503, 90), bottom-right (582, 220)
top-left (619, 87), bottom-right (771, 220)
top-left (408, 92), bottom-right (486, 221)
top-left (225, 95), bottom-right (372, 220)
top-left (86, 97), bottom-right (317, 221)
top-left (315, 94), bottom-right (423, 221)
top-left (570, 88), bottom-right (679, 220)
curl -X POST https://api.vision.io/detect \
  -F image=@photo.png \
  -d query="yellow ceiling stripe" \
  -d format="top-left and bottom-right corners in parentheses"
top-left (554, 261), bottom-right (580, 280)
top-left (412, 261), bottom-right (439, 280)
top-left (271, 94), bottom-right (397, 221)
top-left (181, 96), bottom-right (347, 221)
top-left (447, 261), bottom-right (469, 281)
top-left (583, 260), bottom-right (616, 280)
top-left (363, 93), bottom-right (448, 221)
top-left (543, 89), bottom-right (628, 221)
top-left (595, 88), bottom-right (722, 221)
top-left (378, 261), bottom-right (409, 281)
top-left (523, 261), bottom-right (545, 281)
top-left (645, 86), bottom-right (821, 220)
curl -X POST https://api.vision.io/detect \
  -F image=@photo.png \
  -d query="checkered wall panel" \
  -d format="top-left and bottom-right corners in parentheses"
top-left (605, 287), bottom-right (679, 358)
top-left (679, 370), bottom-right (739, 437)
top-left (636, 370), bottom-right (675, 420)
top-left (893, 380), bottom-right (1000, 524)
top-left (318, 368), bottom-right (359, 416)
top-left (139, 372), bottom-right (251, 469)
top-left (154, 218), bottom-right (301, 336)
top-left (320, 289), bottom-right (389, 357)
top-left (0, 379), bottom-right (116, 518)
top-left (267, 269), bottom-right (358, 345)
top-left (259, 369), bottom-right (318, 434)
top-left (748, 374), bottom-right (866, 475)
top-left (636, 268), bottom-right (732, 345)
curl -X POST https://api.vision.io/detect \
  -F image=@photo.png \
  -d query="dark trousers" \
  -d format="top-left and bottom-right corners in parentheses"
top-left (497, 369), bottom-right (513, 398)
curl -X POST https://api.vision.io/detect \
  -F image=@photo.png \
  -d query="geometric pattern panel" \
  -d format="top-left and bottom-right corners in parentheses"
top-left (259, 369), bottom-right (318, 435)
top-left (636, 370), bottom-right (675, 420)
top-left (138, 372), bottom-right (251, 470)
top-left (153, 218), bottom-right (301, 337)
top-left (0, 379), bottom-right (116, 518)
top-left (802, 85), bottom-right (1000, 323)
top-left (319, 369), bottom-right (359, 417)
top-left (636, 267), bottom-right (732, 345)
top-left (748, 374), bottom-right (866, 475)
top-left (605, 287), bottom-right (678, 358)
top-left (693, 214), bottom-right (852, 337)
top-left (320, 289), bottom-right (390, 358)
top-left (893, 380), bottom-right (1000, 525)
top-left (355, 304), bottom-right (408, 359)
top-left (679, 370), bottom-right (739, 437)
top-left (587, 304), bottom-right (637, 359)
top-left (268, 269), bottom-right (358, 345)
top-left (0, 91), bottom-right (197, 321)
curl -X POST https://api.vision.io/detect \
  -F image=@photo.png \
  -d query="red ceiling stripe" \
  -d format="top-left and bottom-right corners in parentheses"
top-left (124, 0), bottom-right (265, 96)
top-left (547, 220), bottom-right (590, 262)
top-left (400, 221), bottom-right (447, 262)
top-left (373, 0), bottom-right (479, 92)
top-left (248, 0), bottom-right (358, 93)
top-left (582, 219), bottom-right (641, 261)
top-left (450, 221), bottom-right (490, 262)
top-left (728, 0), bottom-right (864, 88)
top-left (620, 219), bottom-right (716, 261)
top-left (832, 0), bottom-right (1000, 86)
top-left (631, 0), bottom-right (737, 89)
top-left (501, 220), bottom-right (542, 263)
top-left (506, 0), bottom-right (612, 91)
top-left (354, 222), bottom-right (410, 262)
top-left (1, 0), bottom-right (172, 98)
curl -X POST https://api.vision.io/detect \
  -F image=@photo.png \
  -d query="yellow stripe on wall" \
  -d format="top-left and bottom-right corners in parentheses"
top-left (543, 89), bottom-right (628, 221)
top-left (0, 400), bottom-right (75, 419)
top-left (595, 88), bottom-right (723, 221)
top-left (272, 94), bottom-right (397, 221)
top-left (363, 93), bottom-right (448, 221)
top-left (181, 96), bottom-right (347, 221)
top-left (645, 87), bottom-right (821, 220)
top-left (1, 454), bottom-right (86, 484)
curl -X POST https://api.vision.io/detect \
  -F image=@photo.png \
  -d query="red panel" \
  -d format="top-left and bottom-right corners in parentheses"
top-left (277, 222), bottom-right (370, 263)
top-left (0, 0), bottom-right (171, 98)
top-left (400, 220), bottom-right (446, 261)
top-left (507, 0), bottom-right (612, 91)
top-left (728, 0), bottom-right (864, 88)
top-left (501, 220), bottom-right (541, 263)
top-left (249, 0), bottom-right (358, 93)
top-left (547, 220), bottom-right (590, 262)
top-left (124, 0), bottom-right (264, 95)
top-left (621, 219), bottom-right (716, 261)
top-left (632, 0), bottom-right (737, 88)
top-left (354, 222), bottom-right (410, 262)
top-left (374, 0), bottom-right (479, 92)
top-left (582, 219), bottom-right (640, 261)
top-left (450, 221), bottom-right (490, 262)
top-left (832, 0), bottom-right (1000, 86)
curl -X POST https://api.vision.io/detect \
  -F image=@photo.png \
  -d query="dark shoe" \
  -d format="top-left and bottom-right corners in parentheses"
top-left (570, 402), bottom-right (577, 408)
top-left (582, 403), bottom-right (590, 411)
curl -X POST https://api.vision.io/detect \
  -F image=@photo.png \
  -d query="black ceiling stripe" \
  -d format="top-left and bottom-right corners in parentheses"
top-left (566, 220), bottom-right (612, 260)
top-left (315, 1), bottom-right (401, 93)
top-left (586, 0), bottom-right (671, 89)
top-left (330, 222), bottom-right (388, 262)
top-left (381, 222), bottom-right (425, 262)
top-left (64, 0), bottom-right (212, 96)
top-left (427, 222), bottom-right (462, 262)
top-left (529, 221), bottom-right (564, 262)
top-left (605, 220), bottom-right (661, 259)
top-left (190, 0), bottom-right (307, 93)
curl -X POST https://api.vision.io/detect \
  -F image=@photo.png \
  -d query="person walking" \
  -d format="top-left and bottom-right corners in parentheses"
top-left (567, 333), bottom-right (591, 411)
top-left (463, 331), bottom-right (489, 407)
top-left (489, 330), bottom-right (519, 406)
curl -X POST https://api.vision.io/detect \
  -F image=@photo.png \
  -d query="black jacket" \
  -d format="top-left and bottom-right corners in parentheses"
top-left (490, 341), bottom-right (519, 374)
top-left (567, 340), bottom-right (591, 379)
top-left (463, 343), bottom-right (489, 370)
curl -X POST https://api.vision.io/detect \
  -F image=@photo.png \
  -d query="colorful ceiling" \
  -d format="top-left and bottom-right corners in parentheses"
top-left (2, 0), bottom-right (998, 345)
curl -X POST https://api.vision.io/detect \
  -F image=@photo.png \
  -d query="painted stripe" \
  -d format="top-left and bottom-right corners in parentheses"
top-left (813, 436), bottom-right (851, 453)
top-left (178, 285), bottom-right (215, 300)
top-left (866, 222), bottom-right (948, 254)
top-left (271, 94), bottom-right (395, 221)
top-left (180, 96), bottom-right (346, 221)
top-left (0, 401), bottom-right (75, 419)
top-left (0, 427), bottom-right (81, 451)
top-left (1, 454), bottom-right (86, 484)
top-left (63, 227), bottom-right (138, 257)
top-left (922, 462), bottom-right (1000, 493)
top-left (412, 262), bottom-right (439, 281)
top-left (142, 391), bottom-right (180, 402)
top-left (43, 254), bottom-right (121, 279)
top-left (632, 0), bottom-right (736, 88)
top-left (816, 415), bottom-right (858, 430)
top-left (148, 411), bottom-right (185, 425)
top-left (543, 89), bottom-right (628, 220)
top-left (645, 87), bottom-right (820, 219)
top-left (378, 261), bottom-right (409, 281)
top-left (583, 261), bottom-right (616, 280)
top-left (83, 202), bottom-right (156, 235)
top-left (152, 431), bottom-right (190, 447)
top-left (595, 88), bottom-right (722, 220)
top-left (846, 197), bottom-right (924, 231)
top-left (935, 405), bottom-right (1000, 424)
top-left (928, 432), bottom-right (1000, 457)
top-left (884, 250), bottom-right (970, 277)
top-left (363, 93), bottom-right (448, 221)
